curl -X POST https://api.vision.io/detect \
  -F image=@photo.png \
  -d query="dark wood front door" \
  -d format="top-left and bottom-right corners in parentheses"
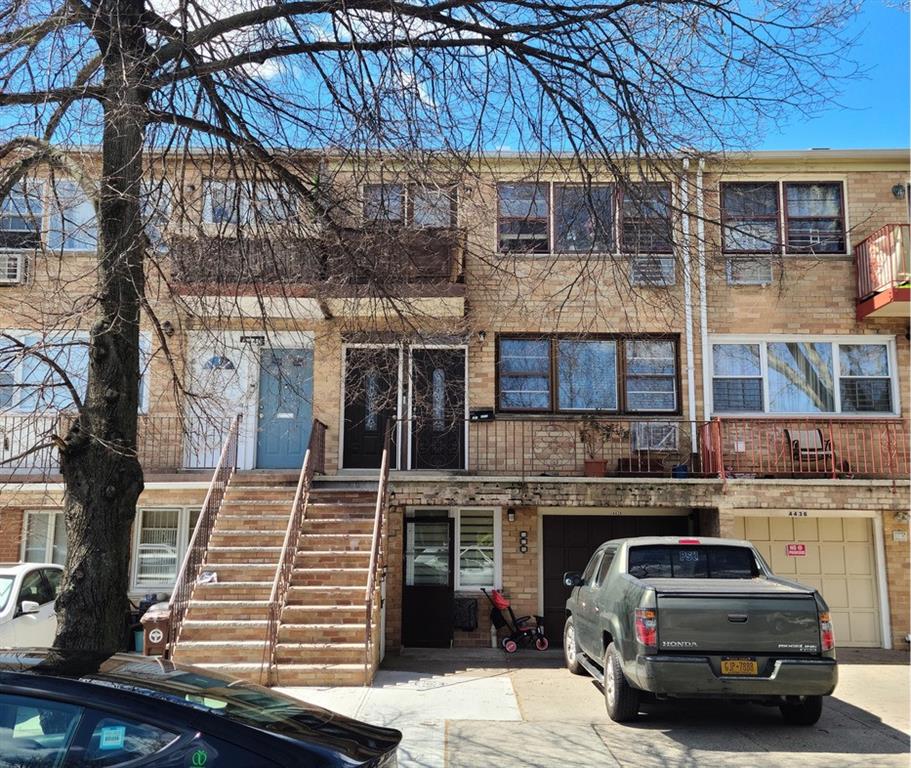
top-left (542, 514), bottom-right (692, 645)
top-left (343, 347), bottom-right (399, 469)
top-left (402, 517), bottom-right (454, 647)
top-left (410, 348), bottom-right (465, 470)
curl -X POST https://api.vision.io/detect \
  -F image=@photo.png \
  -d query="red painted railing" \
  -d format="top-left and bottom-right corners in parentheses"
top-left (855, 223), bottom-right (910, 301)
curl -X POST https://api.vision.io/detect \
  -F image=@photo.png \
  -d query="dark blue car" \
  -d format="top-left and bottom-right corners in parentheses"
top-left (0, 649), bottom-right (400, 767)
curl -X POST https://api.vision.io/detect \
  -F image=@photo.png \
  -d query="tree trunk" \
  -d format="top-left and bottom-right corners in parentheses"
top-left (54, 0), bottom-right (148, 651)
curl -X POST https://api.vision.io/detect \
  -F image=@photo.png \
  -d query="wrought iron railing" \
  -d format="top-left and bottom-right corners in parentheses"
top-left (0, 413), bottom-right (234, 476)
top-left (166, 414), bottom-right (241, 654)
top-left (364, 422), bottom-right (393, 683)
top-left (855, 223), bottom-right (910, 301)
top-left (262, 419), bottom-right (327, 685)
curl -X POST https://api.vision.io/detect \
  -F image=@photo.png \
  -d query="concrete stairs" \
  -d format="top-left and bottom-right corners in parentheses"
top-left (171, 472), bottom-right (382, 688)
top-left (270, 489), bottom-right (378, 687)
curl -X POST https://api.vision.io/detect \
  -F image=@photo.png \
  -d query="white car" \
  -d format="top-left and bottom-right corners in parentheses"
top-left (0, 563), bottom-right (62, 647)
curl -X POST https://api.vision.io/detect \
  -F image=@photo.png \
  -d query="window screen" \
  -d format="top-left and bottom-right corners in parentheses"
top-left (628, 546), bottom-right (759, 579)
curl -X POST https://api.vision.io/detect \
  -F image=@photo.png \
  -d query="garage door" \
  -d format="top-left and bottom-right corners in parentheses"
top-left (542, 514), bottom-right (690, 646)
top-left (733, 516), bottom-right (881, 648)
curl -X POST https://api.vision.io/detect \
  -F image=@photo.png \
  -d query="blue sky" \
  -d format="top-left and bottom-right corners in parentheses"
top-left (758, 1), bottom-right (909, 150)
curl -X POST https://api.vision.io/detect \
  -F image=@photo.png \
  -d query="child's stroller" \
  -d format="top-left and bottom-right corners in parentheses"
top-left (481, 588), bottom-right (549, 653)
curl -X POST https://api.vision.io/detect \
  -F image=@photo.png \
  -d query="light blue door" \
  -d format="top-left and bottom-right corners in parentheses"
top-left (257, 349), bottom-right (313, 469)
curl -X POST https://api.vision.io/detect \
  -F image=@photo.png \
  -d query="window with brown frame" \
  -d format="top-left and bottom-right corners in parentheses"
top-left (497, 335), bottom-right (679, 414)
top-left (497, 183), bottom-right (550, 253)
top-left (783, 182), bottom-right (845, 253)
top-left (620, 183), bottom-right (673, 254)
top-left (720, 182), bottom-right (780, 253)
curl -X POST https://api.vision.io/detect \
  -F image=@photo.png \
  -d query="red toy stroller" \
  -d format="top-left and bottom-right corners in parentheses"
top-left (481, 588), bottom-right (549, 653)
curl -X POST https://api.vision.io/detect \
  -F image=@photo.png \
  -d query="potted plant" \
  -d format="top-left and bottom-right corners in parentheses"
top-left (579, 418), bottom-right (610, 477)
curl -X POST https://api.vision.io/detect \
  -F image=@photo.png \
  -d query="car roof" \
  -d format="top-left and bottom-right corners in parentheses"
top-left (0, 563), bottom-right (62, 574)
top-left (596, 536), bottom-right (755, 550)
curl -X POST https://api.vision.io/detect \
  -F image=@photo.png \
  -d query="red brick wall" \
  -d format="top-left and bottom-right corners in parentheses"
top-left (0, 508), bottom-right (24, 561)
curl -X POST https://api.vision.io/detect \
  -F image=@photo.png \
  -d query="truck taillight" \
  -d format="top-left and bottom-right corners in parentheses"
top-left (819, 611), bottom-right (835, 651)
top-left (635, 608), bottom-right (657, 648)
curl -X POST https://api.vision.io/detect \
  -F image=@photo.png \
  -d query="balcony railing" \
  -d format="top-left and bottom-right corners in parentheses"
top-left (855, 223), bottom-right (910, 301)
top-left (0, 413), bottom-right (234, 477)
top-left (170, 227), bottom-right (465, 287)
top-left (397, 415), bottom-right (909, 481)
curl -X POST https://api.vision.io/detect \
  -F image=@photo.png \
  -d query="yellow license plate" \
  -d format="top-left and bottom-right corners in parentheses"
top-left (721, 658), bottom-right (758, 676)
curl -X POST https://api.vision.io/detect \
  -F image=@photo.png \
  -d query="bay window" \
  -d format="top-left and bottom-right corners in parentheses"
top-left (710, 338), bottom-right (896, 415)
top-left (497, 335), bottom-right (679, 414)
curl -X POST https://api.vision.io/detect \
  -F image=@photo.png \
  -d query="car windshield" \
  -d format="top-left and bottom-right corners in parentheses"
top-left (0, 576), bottom-right (13, 612)
top-left (628, 545), bottom-right (761, 579)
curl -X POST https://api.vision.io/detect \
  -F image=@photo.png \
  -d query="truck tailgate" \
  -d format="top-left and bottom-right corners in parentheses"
top-left (655, 582), bottom-right (821, 655)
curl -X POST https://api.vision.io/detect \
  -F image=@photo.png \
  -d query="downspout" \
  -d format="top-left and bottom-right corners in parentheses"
top-left (681, 159), bottom-right (697, 449)
top-left (696, 158), bottom-right (712, 434)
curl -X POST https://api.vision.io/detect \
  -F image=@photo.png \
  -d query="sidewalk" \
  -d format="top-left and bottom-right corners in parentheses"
top-left (279, 648), bottom-right (910, 768)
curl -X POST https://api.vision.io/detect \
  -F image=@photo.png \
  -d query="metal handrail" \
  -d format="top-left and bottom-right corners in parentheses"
top-left (262, 419), bottom-right (327, 685)
top-left (166, 414), bottom-right (241, 654)
top-left (364, 421), bottom-right (393, 684)
top-left (855, 223), bottom-right (910, 300)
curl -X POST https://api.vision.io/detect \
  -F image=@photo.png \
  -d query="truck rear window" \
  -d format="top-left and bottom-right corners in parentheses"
top-left (628, 546), bottom-right (760, 579)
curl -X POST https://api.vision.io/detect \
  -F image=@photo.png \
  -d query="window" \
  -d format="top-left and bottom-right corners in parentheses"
top-left (411, 187), bottom-right (454, 228)
top-left (553, 184), bottom-right (613, 253)
top-left (75, 714), bottom-right (178, 766)
top-left (712, 344), bottom-right (762, 412)
top-left (721, 183), bottom-right (780, 253)
top-left (363, 183), bottom-right (404, 223)
top-left (498, 335), bottom-right (679, 414)
top-left (710, 338), bottom-right (897, 415)
top-left (839, 344), bottom-right (892, 412)
top-left (47, 180), bottom-right (97, 251)
top-left (23, 511), bottom-right (66, 565)
top-left (497, 183), bottom-right (549, 253)
top-left (767, 341), bottom-right (834, 413)
top-left (132, 508), bottom-right (199, 589)
top-left (0, 693), bottom-right (81, 765)
top-left (620, 183), bottom-right (673, 254)
top-left (624, 340), bottom-right (677, 412)
top-left (581, 551), bottom-right (602, 584)
top-left (141, 181), bottom-right (172, 249)
top-left (594, 547), bottom-right (616, 586)
top-left (204, 180), bottom-right (289, 225)
top-left (498, 338), bottom-right (551, 410)
top-left (0, 183), bottom-right (42, 249)
top-left (628, 545), bottom-right (760, 579)
top-left (457, 509), bottom-right (497, 589)
top-left (557, 340), bottom-right (617, 410)
top-left (784, 182), bottom-right (845, 253)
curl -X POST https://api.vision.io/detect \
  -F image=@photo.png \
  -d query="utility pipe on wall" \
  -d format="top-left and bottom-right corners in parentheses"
top-left (681, 158), bottom-right (697, 449)
top-left (696, 157), bottom-right (711, 423)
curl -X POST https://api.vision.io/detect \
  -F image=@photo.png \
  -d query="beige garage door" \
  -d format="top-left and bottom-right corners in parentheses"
top-left (732, 516), bottom-right (881, 648)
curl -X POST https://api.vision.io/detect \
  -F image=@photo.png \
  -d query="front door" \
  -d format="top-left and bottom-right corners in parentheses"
top-left (343, 347), bottom-right (400, 469)
top-left (402, 517), bottom-right (454, 647)
top-left (410, 348), bottom-right (465, 470)
top-left (256, 348), bottom-right (313, 469)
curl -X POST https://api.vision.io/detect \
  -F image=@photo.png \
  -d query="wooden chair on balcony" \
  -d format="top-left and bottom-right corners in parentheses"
top-left (784, 428), bottom-right (850, 477)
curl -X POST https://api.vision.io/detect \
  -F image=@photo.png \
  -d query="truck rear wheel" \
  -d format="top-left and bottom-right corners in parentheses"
top-left (563, 616), bottom-right (584, 675)
top-left (603, 643), bottom-right (639, 722)
top-left (779, 695), bottom-right (823, 726)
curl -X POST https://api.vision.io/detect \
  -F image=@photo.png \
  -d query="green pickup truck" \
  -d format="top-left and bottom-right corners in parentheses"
top-left (563, 536), bottom-right (837, 725)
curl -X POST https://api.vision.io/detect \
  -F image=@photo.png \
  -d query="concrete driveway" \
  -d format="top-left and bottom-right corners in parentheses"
top-left (279, 648), bottom-right (910, 768)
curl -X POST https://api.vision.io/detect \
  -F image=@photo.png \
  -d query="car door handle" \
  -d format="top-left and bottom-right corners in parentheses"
top-left (727, 614), bottom-right (748, 623)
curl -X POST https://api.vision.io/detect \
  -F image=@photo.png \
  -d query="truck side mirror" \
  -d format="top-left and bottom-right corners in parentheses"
top-left (563, 571), bottom-right (583, 588)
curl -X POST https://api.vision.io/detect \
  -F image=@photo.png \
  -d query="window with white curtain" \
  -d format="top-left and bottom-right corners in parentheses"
top-left (710, 338), bottom-right (896, 415)
top-left (456, 509), bottom-right (499, 590)
top-left (23, 511), bottom-right (67, 564)
top-left (132, 508), bottom-right (199, 590)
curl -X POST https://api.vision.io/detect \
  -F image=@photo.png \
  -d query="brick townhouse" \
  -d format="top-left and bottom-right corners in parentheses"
top-left (0, 147), bottom-right (907, 687)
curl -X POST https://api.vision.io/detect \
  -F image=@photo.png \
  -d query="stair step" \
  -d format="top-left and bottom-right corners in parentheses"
top-left (295, 551), bottom-right (372, 568)
top-left (292, 568), bottom-right (369, 587)
top-left (296, 534), bottom-right (373, 551)
top-left (214, 515), bottom-right (289, 531)
top-left (275, 642), bottom-right (364, 664)
top-left (210, 531), bottom-right (285, 547)
top-left (205, 547), bottom-right (282, 564)
top-left (196, 563), bottom-right (276, 581)
top-left (180, 619), bottom-right (268, 641)
top-left (287, 586), bottom-right (364, 605)
top-left (301, 519), bottom-right (375, 534)
top-left (269, 663), bottom-right (367, 686)
top-left (193, 582), bottom-right (272, 600)
top-left (278, 624), bottom-right (366, 643)
top-left (281, 605), bottom-right (365, 623)
top-left (183, 663), bottom-right (268, 685)
top-left (184, 600), bottom-right (271, 620)
top-left (174, 640), bottom-right (268, 665)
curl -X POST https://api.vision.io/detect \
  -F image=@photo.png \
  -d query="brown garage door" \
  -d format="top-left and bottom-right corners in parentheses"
top-left (542, 514), bottom-right (692, 646)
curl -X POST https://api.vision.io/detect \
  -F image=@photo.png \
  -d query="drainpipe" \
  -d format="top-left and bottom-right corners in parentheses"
top-left (696, 158), bottom-right (710, 423)
top-left (681, 158), bottom-right (697, 449)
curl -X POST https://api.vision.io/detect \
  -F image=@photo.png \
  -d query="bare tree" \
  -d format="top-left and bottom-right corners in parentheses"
top-left (0, 0), bottom-right (856, 649)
